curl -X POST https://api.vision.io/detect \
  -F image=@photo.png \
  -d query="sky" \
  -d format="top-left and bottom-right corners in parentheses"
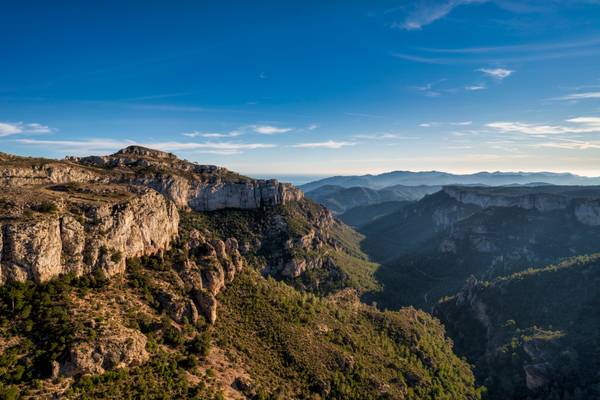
top-left (2, 1), bottom-right (600, 179)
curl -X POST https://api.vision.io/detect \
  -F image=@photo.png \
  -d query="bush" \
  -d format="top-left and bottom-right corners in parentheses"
top-left (34, 201), bottom-right (58, 213)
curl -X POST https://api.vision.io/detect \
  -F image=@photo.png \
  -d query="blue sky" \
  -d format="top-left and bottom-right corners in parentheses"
top-left (2, 1), bottom-right (600, 178)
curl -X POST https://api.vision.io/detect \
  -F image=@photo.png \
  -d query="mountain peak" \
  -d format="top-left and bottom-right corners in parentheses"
top-left (113, 145), bottom-right (176, 160)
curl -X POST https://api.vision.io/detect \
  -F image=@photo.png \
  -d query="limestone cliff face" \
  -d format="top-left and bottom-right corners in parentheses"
top-left (1, 146), bottom-right (304, 213)
top-left (138, 174), bottom-right (303, 211)
top-left (443, 186), bottom-right (569, 212)
top-left (74, 146), bottom-right (304, 211)
top-left (0, 188), bottom-right (179, 285)
top-left (443, 186), bottom-right (600, 226)
top-left (0, 160), bottom-right (105, 187)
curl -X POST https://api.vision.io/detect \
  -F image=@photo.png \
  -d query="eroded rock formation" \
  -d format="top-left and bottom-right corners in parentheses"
top-left (0, 185), bottom-right (179, 284)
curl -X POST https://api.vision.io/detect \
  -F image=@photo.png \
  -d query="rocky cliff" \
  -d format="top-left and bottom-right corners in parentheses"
top-left (0, 183), bottom-right (179, 285)
top-left (74, 146), bottom-right (304, 211)
top-left (443, 185), bottom-right (600, 226)
top-left (0, 146), bottom-right (303, 213)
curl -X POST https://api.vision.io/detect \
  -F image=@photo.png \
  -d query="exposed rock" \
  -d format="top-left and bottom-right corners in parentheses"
top-left (156, 289), bottom-right (199, 324)
top-left (195, 290), bottom-right (218, 324)
top-left (201, 264), bottom-right (226, 295)
top-left (574, 200), bottom-right (600, 226)
top-left (1, 146), bottom-right (304, 214)
top-left (176, 237), bottom-right (245, 324)
top-left (444, 186), bottom-right (600, 226)
top-left (523, 363), bottom-right (551, 391)
top-left (74, 145), bottom-right (305, 211)
top-left (1, 218), bottom-right (63, 283)
top-left (443, 186), bottom-right (569, 212)
top-left (61, 326), bottom-right (149, 376)
top-left (0, 186), bottom-right (179, 284)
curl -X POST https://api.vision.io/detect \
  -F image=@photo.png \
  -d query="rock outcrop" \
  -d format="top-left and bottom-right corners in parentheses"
top-left (74, 146), bottom-right (304, 211)
top-left (0, 185), bottom-right (179, 285)
top-left (168, 230), bottom-right (245, 324)
top-left (0, 146), bottom-right (304, 213)
top-left (61, 326), bottom-right (150, 377)
top-left (443, 185), bottom-right (600, 226)
top-left (0, 145), bottom-right (307, 287)
top-left (443, 186), bottom-right (570, 212)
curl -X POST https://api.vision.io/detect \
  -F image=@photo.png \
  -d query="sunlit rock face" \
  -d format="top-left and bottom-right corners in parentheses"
top-left (0, 186), bottom-right (179, 285)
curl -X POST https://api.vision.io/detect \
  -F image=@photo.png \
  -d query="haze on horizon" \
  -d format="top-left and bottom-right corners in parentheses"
top-left (2, 1), bottom-right (600, 177)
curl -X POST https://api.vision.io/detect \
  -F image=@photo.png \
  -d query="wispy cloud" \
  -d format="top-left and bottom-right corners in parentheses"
top-left (487, 117), bottom-right (600, 135)
top-left (252, 125), bottom-right (292, 134)
top-left (392, 0), bottom-right (487, 30)
top-left (422, 36), bottom-right (600, 54)
top-left (0, 122), bottom-right (52, 137)
top-left (352, 133), bottom-right (419, 140)
top-left (552, 92), bottom-right (600, 101)
top-left (291, 140), bottom-right (356, 149)
top-left (393, 33), bottom-right (600, 65)
top-left (126, 103), bottom-right (223, 113)
top-left (16, 138), bottom-right (276, 154)
top-left (477, 68), bottom-right (513, 80)
top-left (411, 78), bottom-right (447, 97)
top-left (182, 130), bottom-right (242, 138)
top-left (465, 84), bottom-right (487, 91)
top-left (420, 121), bottom-right (473, 127)
top-left (537, 139), bottom-right (600, 150)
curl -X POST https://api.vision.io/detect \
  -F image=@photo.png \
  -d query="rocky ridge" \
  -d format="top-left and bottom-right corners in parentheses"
top-left (1, 146), bottom-right (303, 212)
top-left (443, 185), bottom-right (600, 225)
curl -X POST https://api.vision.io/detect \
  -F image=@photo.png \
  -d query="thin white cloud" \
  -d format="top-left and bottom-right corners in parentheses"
top-left (465, 84), bottom-right (486, 91)
top-left (487, 117), bottom-right (600, 135)
top-left (0, 122), bottom-right (52, 137)
top-left (291, 140), bottom-right (356, 149)
top-left (352, 133), bottom-right (419, 140)
top-left (419, 121), bottom-right (472, 127)
top-left (536, 138), bottom-right (600, 150)
top-left (411, 78), bottom-right (447, 97)
top-left (182, 130), bottom-right (242, 138)
top-left (421, 36), bottom-right (600, 54)
top-left (567, 117), bottom-right (600, 125)
top-left (252, 125), bottom-right (292, 135)
top-left (552, 92), bottom-right (600, 101)
top-left (477, 68), bottom-right (514, 80)
top-left (392, 0), bottom-right (487, 30)
top-left (307, 124), bottom-right (318, 130)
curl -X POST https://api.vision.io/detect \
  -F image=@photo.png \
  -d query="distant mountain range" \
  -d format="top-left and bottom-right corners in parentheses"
top-left (300, 171), bottom-right (600, 192)
top-left (304, 184), bottom-right (440, 213)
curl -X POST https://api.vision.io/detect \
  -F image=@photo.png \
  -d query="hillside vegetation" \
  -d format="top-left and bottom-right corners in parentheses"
top-left (436, 254), bottom-right (600, 400)
top-left (359, 188), bottom-right (600, 310)
top-left (0, 205), bottom-right (483, 399)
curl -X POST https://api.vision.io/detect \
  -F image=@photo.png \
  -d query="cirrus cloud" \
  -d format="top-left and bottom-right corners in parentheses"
top-left (291, 140), bottom-right (356, 149)
top-left (487, 117), bottom-right (600, 135)
top-left (0, 122), bottom-right (52, 137)
top-left (252, 125), bottom-right (292, 134)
